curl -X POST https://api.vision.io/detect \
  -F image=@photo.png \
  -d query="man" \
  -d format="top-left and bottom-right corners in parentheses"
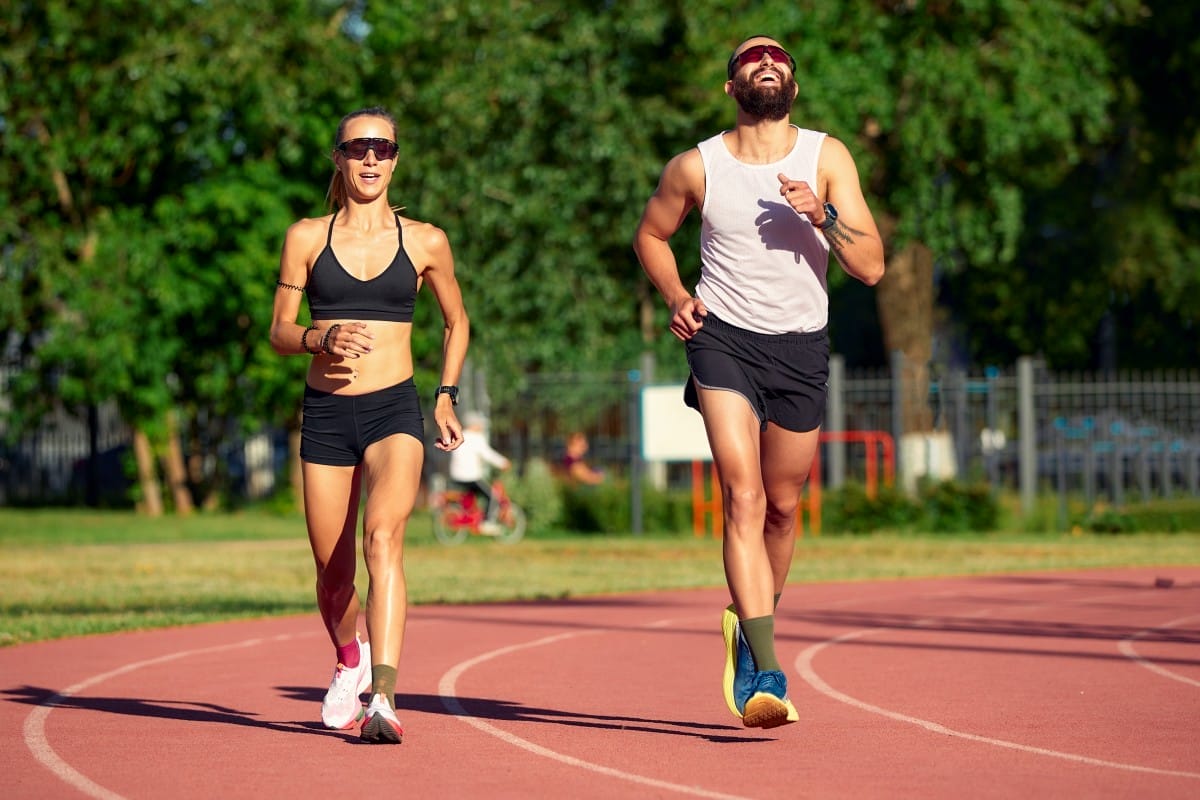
top-left (633, 35), bottom-right (884, 729)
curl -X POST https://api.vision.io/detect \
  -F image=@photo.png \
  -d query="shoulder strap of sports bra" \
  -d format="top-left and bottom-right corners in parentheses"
top-left (326, 209), bottom-right (339, 247)
top-left (394, 213), bottom-right (404, 244)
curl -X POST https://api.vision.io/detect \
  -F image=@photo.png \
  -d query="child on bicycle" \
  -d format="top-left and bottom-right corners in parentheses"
top-left (448, 412), bottom-right (511, 532)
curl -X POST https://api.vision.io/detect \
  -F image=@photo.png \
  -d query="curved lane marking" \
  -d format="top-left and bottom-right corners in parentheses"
top-left (438, 625), bottom-right (752, 800)
top-left (797, 628), bottom-right (1200, 780)
top-left (1118, 615), bottom-right (1200, 688)
top-left (23, 634), bottom-right (301, 800)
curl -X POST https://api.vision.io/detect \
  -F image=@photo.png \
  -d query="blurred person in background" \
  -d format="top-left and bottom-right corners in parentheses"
top-left (561, 431), bottom-right (605, 486)
top-left (448, 411), bottom-right (511, 532)
top-left (270, 105), bottom-right (469, 744)
top-left (633, 35), bottom-right (884, 729)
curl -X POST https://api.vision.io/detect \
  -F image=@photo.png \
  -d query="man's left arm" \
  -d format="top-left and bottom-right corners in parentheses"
top-left (815, 137), bottom-right (885, 286)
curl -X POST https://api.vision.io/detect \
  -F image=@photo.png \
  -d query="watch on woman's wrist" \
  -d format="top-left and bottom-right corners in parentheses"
top-left (435, 385), bottom-right (459, 405)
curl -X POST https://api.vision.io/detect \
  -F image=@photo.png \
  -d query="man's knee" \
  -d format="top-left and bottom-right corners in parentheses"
top-left (723, 485), bottom-right (766, 522)
top-left (765, 499), bottom-right (798, 530)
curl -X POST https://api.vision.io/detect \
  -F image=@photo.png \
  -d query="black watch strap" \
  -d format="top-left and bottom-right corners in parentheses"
top-left (819, 202), bottom-right (839, 230)
top-left (435, 385), bottom-right (459, 405)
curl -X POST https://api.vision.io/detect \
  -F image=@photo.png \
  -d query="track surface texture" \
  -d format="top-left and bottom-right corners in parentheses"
top-left (3, 567), bottom-right (1199, 799)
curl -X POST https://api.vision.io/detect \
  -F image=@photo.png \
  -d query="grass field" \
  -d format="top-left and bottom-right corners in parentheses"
top-left (1, 508), bottom-right (1198, 647)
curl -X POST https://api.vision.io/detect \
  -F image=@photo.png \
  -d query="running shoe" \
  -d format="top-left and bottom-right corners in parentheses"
top-left (721, 608), bottom-right (757, 719)
top-left (742, 669), bottom-right (798, 730)
top-left (360, 693), bottom-right (404, 744)
top-left (320, 639), bottom-right (372, 730)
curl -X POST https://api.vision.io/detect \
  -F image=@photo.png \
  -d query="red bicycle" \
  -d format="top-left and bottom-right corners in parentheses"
top-left (431, 479), bottom-right (526, 544)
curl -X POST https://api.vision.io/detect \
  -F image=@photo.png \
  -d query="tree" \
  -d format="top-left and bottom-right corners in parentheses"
top-left (944, 1), bottom-right (1200, 371)
top-left (1, 0), bottom-right (365, 508)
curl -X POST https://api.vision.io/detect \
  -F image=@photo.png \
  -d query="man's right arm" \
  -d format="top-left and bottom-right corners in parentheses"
top-left (633, 150), bottom-right (708, 341)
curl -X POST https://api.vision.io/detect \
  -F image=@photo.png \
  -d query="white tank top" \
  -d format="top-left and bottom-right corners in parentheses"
top-left (695, 126), bottom-right (829, 334)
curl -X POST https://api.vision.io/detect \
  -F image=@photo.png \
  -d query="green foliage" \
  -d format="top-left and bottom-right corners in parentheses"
top-left (1079, 507), bottom-right (1133, 534)
top-left (916, 479), bottom-right (1001, 533)
top-left (1, 0), bottom-right (365, 495)
top-left (825, 480), bottom-right (999, 534)
top-left (506, 457), bottom-right (563, 533)
top-left (825, 483), bottom-right (922, 534)
top-left (559, 481), bottom-right (625, 533)
top-left (557, 479), bottom-right (692, 535)
top-left (4, 0), bottom-right (1199, 512)
top-left (1077, 498), bottom-right (1200, 534)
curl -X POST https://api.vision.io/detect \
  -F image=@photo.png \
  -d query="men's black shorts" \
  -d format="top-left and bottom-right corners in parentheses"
top-left (684, 313), bottom-right (829, 433)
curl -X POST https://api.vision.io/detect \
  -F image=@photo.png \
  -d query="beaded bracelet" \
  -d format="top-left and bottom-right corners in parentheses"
top-left (320, 323), bottom-right (342, 355)
top-left (301, 324), bottom-right (320, 354)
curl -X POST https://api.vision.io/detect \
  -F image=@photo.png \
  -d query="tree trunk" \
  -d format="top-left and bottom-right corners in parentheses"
top-left (164, 410), bottom-right (194, 515)
top-left (132, 427), bottom-right (163, 517)
top-left (875, 239), bottom-right (935, 434)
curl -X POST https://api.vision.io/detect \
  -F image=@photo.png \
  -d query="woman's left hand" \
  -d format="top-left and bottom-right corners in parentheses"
top-left (434, 408), bottom-right (464, 451)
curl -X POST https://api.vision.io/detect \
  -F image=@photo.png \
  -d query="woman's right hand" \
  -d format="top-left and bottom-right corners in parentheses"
top-left (323, 321), bottom-right (375, 357)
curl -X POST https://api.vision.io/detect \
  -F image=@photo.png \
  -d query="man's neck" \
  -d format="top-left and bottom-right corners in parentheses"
top-left (725, 116), bottom-right (796, 164)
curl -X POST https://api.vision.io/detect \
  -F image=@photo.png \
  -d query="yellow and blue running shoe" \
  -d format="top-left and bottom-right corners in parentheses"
top-left (721, 608), bottom-right (758, 719)
top-left (742, 669), bottom-right (799, 729)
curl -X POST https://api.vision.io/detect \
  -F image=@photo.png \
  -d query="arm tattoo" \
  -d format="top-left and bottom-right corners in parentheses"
top-left (822, 219), bottom-right (866, 253)
top-left (276, 279), bottom-right (305, 292)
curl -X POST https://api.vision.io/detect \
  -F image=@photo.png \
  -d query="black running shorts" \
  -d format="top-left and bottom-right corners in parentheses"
top-left (683, 313), bottom-right (829, 433)
top-left (301, 378), bottom-right (425, 466)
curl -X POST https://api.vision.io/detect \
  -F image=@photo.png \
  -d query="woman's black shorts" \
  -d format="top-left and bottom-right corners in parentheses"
top-left (683, 313), bottom-right (829, 433)
top-left (301, 378), bottom-right (425, 466)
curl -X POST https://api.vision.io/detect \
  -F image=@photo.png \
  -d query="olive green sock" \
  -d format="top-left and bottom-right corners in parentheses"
top-left (371, 664), bottom-right (397, 705)
top-left (740, 615), bottom-right (781, 671)
top-left (727, 593), bottom-right (781, 615)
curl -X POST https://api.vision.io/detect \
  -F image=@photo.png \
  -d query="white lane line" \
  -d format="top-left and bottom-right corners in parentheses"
top-left (1118, 615), bottom-right (1200, 688)
top-left (438, 626), bottom-right (753, 800)
top-left (23, 633), bottom-right (302, 800)
top-left (797, 628), bottom-right (1200, 781)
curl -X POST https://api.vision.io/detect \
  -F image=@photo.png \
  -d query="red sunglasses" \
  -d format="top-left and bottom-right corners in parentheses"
top-left (727, 44), bottom-right (796, 79)
top-left (336, 137), bottom-right (398, 161)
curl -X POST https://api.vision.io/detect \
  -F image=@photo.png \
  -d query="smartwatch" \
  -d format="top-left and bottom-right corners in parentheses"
top-left (818, 202), bottom-right (839, 230)
top-left (435, 385), bottom-right (459, 405)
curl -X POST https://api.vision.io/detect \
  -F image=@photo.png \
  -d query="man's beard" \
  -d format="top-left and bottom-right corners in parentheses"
top-left (731, 68), bottom-right (796, 121)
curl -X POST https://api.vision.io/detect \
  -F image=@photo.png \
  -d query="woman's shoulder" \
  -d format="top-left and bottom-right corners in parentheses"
top-left (286, 213), bottom-right (334, 245)
top-left (398, 216), bottom-right (451, 254)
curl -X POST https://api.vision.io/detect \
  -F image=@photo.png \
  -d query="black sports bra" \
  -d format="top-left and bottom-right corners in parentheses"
top-left (307, 211), bottom-right (418, 322)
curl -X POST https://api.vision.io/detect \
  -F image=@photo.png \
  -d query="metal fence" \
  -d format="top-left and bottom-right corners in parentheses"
top-left (3, 357), bottom-right (1199, 508)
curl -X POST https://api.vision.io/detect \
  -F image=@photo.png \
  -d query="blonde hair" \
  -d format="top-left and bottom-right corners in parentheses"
top-left (325, 106), bottom-right (398, 212)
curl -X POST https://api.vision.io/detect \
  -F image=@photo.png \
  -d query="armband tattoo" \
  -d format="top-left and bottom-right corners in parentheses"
top-left (276, 279), bottom-right (305, 292)
top-left (822, 220), bottom-right (867, 253)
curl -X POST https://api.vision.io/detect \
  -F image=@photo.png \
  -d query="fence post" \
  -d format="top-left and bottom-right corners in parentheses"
top-left (827, 354), bottom-right (845, 489)
top-left (890, 350), bottom-right (905, 482)
top-left (1018, 356), bottom-right (1036, 516)
top-left (951, 367), bottom-right (969, 479)
top-left (628, 367), bottom-right (643, 535)
top-left (985, 366), bottom-right (999, 488)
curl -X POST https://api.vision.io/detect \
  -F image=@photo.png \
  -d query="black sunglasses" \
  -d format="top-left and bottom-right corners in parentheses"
top-left (336, 137), bottom-right (398, 161)
top-left (727, 44), bottom-right (796, 79)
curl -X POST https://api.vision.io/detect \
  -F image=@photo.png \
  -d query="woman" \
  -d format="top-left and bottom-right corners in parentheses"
top-left (270, 106), bottom-right (468, 744)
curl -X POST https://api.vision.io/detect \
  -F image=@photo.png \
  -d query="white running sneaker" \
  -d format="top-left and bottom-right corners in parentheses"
top-left (360, 693), bottom-right (404, 744)
top-left (320, 639), bottom-right (372, 730)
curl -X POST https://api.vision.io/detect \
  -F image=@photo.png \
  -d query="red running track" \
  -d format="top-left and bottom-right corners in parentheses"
top-left (3, 567), bottom-right (1199, 799)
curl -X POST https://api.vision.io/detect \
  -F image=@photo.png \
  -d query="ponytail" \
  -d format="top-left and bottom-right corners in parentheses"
top-left (326, 171), bottom-right (348, 213)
